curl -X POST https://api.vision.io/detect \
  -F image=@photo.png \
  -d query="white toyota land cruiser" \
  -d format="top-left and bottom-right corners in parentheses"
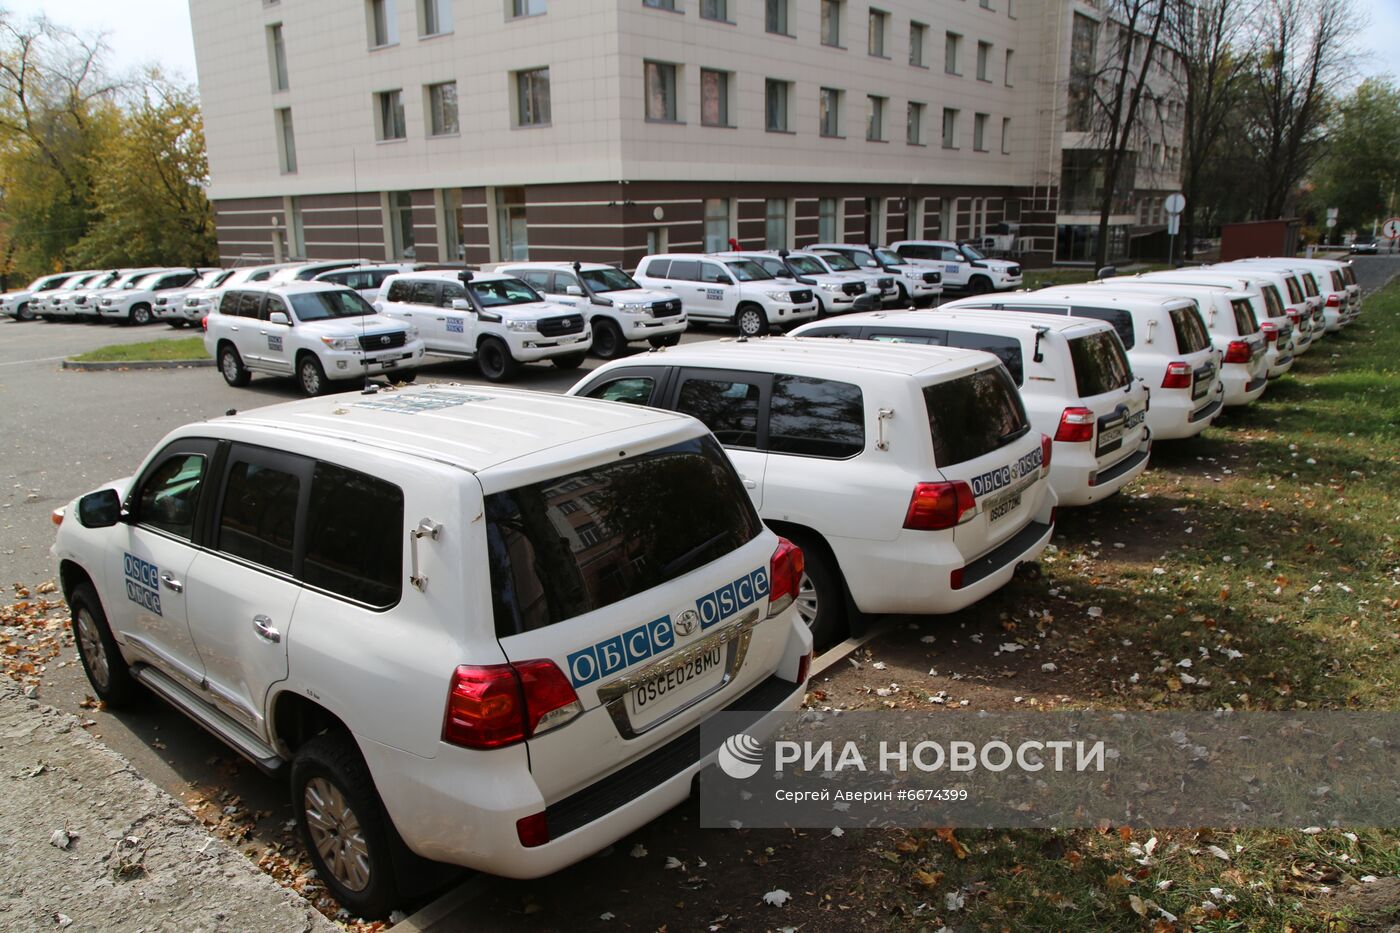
top-left (889, 239), bottom-right (1023, 293)
top-left (52, 385), bottom-right (811, 918)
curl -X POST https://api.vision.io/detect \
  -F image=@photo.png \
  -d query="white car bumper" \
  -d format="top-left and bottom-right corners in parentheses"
top-left (619, 314), bottom-right (687, 342)
top-left (1051, 434), bottom-right (1152, 507)
top-left (323, 340), bottom-right (428, 379)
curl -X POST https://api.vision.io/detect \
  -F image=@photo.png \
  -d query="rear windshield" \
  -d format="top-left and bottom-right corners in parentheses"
top-left (485, 436), bottom-right (763, 636)
top-left (1331, 270), bottom-right (1344, 290)
top-left (1261, 284), bottom-right (1284, 318)
top-left (1343, 266), bottom-right (1356, 285)
top-left (922, 367), bottom-right (1029, 468)
top-left (1068, 330), bottom-right (1133, 397)
top-left (1283, 276), bottom-right (1303, 303)
top-left (1230, 298), bottom-right (1259, 335)
top-left (1168, 305), bottom-right (1211, 353)
top-left (1301, 272), bottom-right (1319, 297)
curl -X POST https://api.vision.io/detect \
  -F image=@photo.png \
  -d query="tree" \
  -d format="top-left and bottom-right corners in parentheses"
top-left (71, 72), bottom-right (217, 268)
top-left (1308, 78), bottom-right (1400, 238)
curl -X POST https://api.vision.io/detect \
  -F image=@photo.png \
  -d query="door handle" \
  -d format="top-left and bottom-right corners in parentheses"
top-left (435, 317), bottom-right (446, 321)
top-left (230, 325), bottom-right (240, 332)
top-left (252, 614), bottom-right (281, 644)
top-left (741, 476), bottom-right (758, 489)
top-left (159, 572), bottom-right (183, 594)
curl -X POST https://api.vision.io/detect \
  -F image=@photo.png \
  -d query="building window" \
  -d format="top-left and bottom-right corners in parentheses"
top-left (368, 0), bottom-right (398, 47)
top-left (765, 199), bottom-right (788, 249)
top-left (643, 0), bottom-right (677, 9)
top-left (973, 112), bottom-right (989, 151)
top-left (819, 87), bottom-right (841, 137)
top-left (818, 198), bottom-right (839, 242)
top-left (1067, 12), bottom-right (1097, 132)
top-left (427, 81), bottom-right (458, 136)
top-left (497, 187), bottom-right (527, 260)
top-left (700, 69), bottom-right (731, 126)
top-left (275, 107), bottom-right (296, 174)
top-left (977, 41), bottom-right (992, 81)
top-left (700, 0), bottom-right (730, 22)
top-left (820, 0), bottom-right (842, 46)
top-left (907, 101), bottom-right (924, 145)
top-left (376, 89), bottom-right (406, 140)
top-left (942, 107), bottom-right (958, 149)
top-left (645, 61), bottom-right (679, 122)
top-left (945, 32), bottom-right (961, 75)
top-left (765, 0), bottom-right (791, 36)
top-left (511, 0), bottom-right (546, 16)
top-left (268, 24), bottom-right (288, 91)
top-left (390, 191), bottom-right (415, 259)
top-left (420, 0), bottom-right (452, 36)
top-left (515, 67), bottom-right (551, 126)
top-left (703, 198), bottom-right (730, 253)
top-left (909, 22), bottom-right (927, 67)
top-left (865, 197), bottom-right (882, 243)
top-left (868, 8), bottom-right (887, 57)
top-left (765, 79), bottom-right (790, 132)
top-left (866, 95), bottom-right (885, 141)
top-left (440, 188), bottom-right (462, 259)
top-left (1005, 48), bottom-right (1014, 85)
top-left (1001, 116), bottom-right (1011, 154)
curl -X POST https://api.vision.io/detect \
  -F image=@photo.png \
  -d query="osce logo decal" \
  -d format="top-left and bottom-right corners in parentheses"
top-left (567, 616), bottom-right (675, 687)
top-left (696, 568), bottom-right (769, 631)
top-left (970, 448), bottom-right (1043, 498)
top-left (123, 553), bottom-right (162, 616)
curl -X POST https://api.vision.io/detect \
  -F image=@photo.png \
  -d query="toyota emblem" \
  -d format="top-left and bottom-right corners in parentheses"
top-left (379, 335), bottom-right (390, 346)
top-left (674, 610), bottom-right (700, 637)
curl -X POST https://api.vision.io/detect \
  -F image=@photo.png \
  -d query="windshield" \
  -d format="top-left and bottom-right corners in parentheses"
top-left (470, 277), bottom-right (543, 307)
top-left (116, 274), bottom-right (148, 289)
top-left (133, 273), bottom-right (166, 289)
top-left (849, 249), bottom-right (880, 268)
top-left (289, 289), bottom-right (375, 321)
top-left (874, 248), bottom-right (903, 266)
top-left (725, 260), bottom-right (773, 282)
top-left (787, 255), bottom-right (827, 275)
top-left (581, 267), bottom-right (641, 293)
top-left (959, 243), bottom-right (987, 261)
top-left (33, 274), bottom-right (71, 291)
top-left (202, 270), bottom-right (233, 288)
top-left (820, 252), bottom-right (859, 272)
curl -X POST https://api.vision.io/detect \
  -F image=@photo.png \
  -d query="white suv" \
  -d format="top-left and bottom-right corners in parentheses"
top-left (205, 282), bottom-right (425, 395)
top-left (1, 272), bottom-right (73, 321)
top-left (1136, 270), bottom-right (1297, 378)
top-left (889, 240), bottom-right (1023, 293)
top-left (498, 261), bottom-right (688, 359)
top-left (376, 270), bottom-right (591, 381)
top-left (99, 269), bottom-right (209, 325)
top-left (633, 254), bottom-right (819, 336)
top-left (808, 243), bottom-right (944, 307)
top-left (710, 250), bottom-right (880, 316)
top-left (52, 385), bottom-right (810, 918)
top-left (568, 338), bottom-right (1057, 648)
top-left (792, 311), bottom-right (1152, 507)
top-left (156, 269), bottom-right (234, 326)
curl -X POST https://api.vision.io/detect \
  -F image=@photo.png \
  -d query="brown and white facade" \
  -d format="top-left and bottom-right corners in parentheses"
top-left (192, 0), bottom-right (1184, 269)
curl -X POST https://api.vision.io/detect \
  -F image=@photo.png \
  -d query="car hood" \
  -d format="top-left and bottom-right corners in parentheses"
top-left (295, 313), bottom-right (410, 336)
top-left (601, 288), bottom-right (676, 304)
top-left (491, 300), bottom-right (583, 319)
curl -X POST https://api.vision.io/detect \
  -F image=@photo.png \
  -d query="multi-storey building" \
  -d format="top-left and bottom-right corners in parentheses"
top-left (191, 0), bottom-right (1183, 268)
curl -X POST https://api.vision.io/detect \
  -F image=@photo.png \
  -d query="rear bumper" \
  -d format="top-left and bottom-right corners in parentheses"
top-left (1222, 366), bottom-right (1268, 407)
top-left (1052, 434), bottom-right (1151, 507)
top-left (1266, 349), bottom-right (1294, 378)
top-left (1147, 387), bottom-right (1220, 440)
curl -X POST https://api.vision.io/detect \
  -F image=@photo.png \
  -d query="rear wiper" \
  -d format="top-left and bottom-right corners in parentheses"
top-left (998, 424), bottom-right (1031, 444)
top-left (661, 531), bottom-right (731, 578)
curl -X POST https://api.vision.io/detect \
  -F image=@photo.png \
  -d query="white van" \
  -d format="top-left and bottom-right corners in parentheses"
top-left (567, 338), bottom-right (1057, 647)
top-left (791, 310), bottom-right (1152, 507)
top-left (1133, 270), bottom-right (1296, 379)
top-left (497, 261), bottom-right (687, 359)
top-left (942, 290), bottom-right (1223, 441)
top-left (710, 250), bottom-right (880, 316)
top-left (1073, 280), bottom-right (1268, 407)
top-left (377, 270), bottom-right (591, 381)
top-left (633, 254), bottom-right (819, 337)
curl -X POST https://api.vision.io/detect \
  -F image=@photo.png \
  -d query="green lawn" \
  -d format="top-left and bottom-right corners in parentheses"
top-left (69, 336), bottom-right (210, 363)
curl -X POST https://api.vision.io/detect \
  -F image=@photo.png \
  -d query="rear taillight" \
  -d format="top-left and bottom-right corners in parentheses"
top-left (768, 538), bottom-right (804, 617)
top-left (1325, 294), bottom-right (1341, 308)
top-left (796, 650), bottom-right (813, 686)
top-left (516, 812), bottom-right (549, 848)
top-left (1040, 433), bottom-right (1053, 473)
top-left (1286, 310), bottom-right (1301, 326)
top-left (904, 481), bottom-right (977, 531)
top-left (1054, 407), bottom-right (1095, 443)
top-left (201, 316), bottom-right (209, 332)
top-left (442, 659), bottom-right (582, 750)
top-left (1260, 322), bottom-right (1279, 343)
top-left (1223, 341), bottom-right (1252, 364)
top-left (1161, 361), bottom-right (1192, 389)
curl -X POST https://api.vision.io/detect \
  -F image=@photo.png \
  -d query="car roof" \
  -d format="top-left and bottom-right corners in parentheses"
top-left (497, 261), bottom-right (617, 272)
top-left (618, 335), bottom-right (998, 378)
top-left (836, 308), bottom-right (1109, 336)
top-left (1082, 280), bottom-right (1250, 301)
top-left (385, 269), bottom-right (512, 284)
top-left (213, 384), bottom-right (698, 474)
top-left (232, 281), bottom-right (351, 295)
top-left (640, 254), bottom-right (744, 262)
top-left (1007, 288), bottom-right (1192, 311)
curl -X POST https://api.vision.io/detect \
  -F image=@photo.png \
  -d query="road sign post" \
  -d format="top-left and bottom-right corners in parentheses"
top-left (1163, 193), bottom-right (1186, 265)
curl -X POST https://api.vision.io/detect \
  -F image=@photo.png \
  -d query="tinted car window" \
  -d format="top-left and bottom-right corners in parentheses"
top-left (1283, 276), bottom-right (1302, 303)
top-left (700, 263), bottom-right (732, 285)
top-left (385, 279), bottom-right (413, 303)
top-left (866, 329), bottom-right (945, 346)
top-left (1301, 273), bottom-right (1319, 297)
top-left (265, 295), bottom-right (290, 320)
top-left (1068, 331), bottom-right (1133, 397)
top-left (643, 259), bottom-right (671, 278)
top-left (517, 270), bottom-right (552, 290)
top-left (1261, 285), bottom-right (1284, 317)
top-left (668, 260), bottom-right (699, 281)
top-left (409, 281), bottom-right (440, 305)
top-left (219, 291), bottom-right (240, 315)
top-left (923, 367), bottom-right (1029, 468)
top-left (137, 454), bottom-right (206, 539)
top-left (896, 245), bottom-right (935, 260)
top-left (943, 331), bottom-right (1025, 384)
top-left (236, 292), bottom-right (263, 318)
top-left (1070, 306), bottom-right (1135, 349)
top-left (440, 281), bottom-right (467, 305)
top-left (768, 375), bottom-right (864, 458)
top-left (303, 462), bottom-right (403, 608)
top-left (1231, 298), bottom-right (1259, 335)
top-left (676, 377), bottom-right (761, 447)
top-left (486, 436), bottom-right (762, 636)
top-left (796, 325), bottom-right (862, 338)
top-left (1168, 305), bottom-right (1211, 353)
top-left (217, 460), bottom-right (301, 574)
top-left (585, 376), bottom-right (655, 405)
top-left (552, 272), bottom-right (580, 291)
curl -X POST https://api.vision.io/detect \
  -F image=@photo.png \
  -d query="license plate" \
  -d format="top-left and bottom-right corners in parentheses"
top-left (1097, 423), bottom-right (1125, 456)
top-left (626, 644), bottom-right (725, 728)
top-left (987, 492), bottom-right (1022, 524)
top-left (379, 359), bottom-right (397, 369)
top-left (1192, 374), bottom-right (1210, 400)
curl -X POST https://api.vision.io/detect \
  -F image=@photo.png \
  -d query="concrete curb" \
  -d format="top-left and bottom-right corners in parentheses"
top-left (61, 358), bottom-right (214, 371)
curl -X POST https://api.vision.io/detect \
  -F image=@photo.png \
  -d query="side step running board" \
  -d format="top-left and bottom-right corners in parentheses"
top-left (131, 664), bottom-right (286, 776)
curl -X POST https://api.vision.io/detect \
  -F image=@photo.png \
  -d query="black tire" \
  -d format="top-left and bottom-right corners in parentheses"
top-left (16, 302), bottom-right (34, 322)
top-left (218, 344), bottom-right (251, 387)
top-left (736, 305), bottom-right (769, 337)
top-left (476, 337), bottom-right (519, 382)
top-left (968, 276), bottom-right (992, 295)
top-left (591, 319), bottom-right (626, 359)
top-left (129, 304), bottom-right (152, 326)
top-left (387, 369), bottom-right (418, 385)
top-left (648, 333), bottom-right (682, 348)
top-left (552, 352), bottom-right (587, 370)
top-left (167, 320), bottom-right (188, 329)
top-left (298, 354), bottom-right (329, 396)
top-left (783, 530), bottom-right (847, 651)
top-left (291, 732), bottom-right (400, 920)
top-left (69, 582), bottom-right (142, 708)
top-left (895, 283), bottom-right (911, 308)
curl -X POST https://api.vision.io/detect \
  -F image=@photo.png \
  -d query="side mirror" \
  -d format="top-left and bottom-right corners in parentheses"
top-left (77, 489), bottom-right (124, 528)
top-left (451, 299), bottom-right (472, 312)
top-left (1097, 265), bottom-right (1118, 279)
top-left (268, 311), bottom-right (290, 326)
top-left (565, 285), bottom-right (584, 297)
